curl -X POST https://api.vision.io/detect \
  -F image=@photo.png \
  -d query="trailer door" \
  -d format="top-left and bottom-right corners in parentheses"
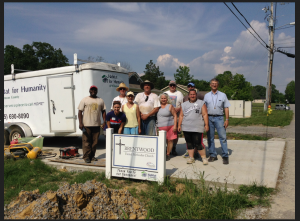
top-left (47, 75), bottom-right (76, 132)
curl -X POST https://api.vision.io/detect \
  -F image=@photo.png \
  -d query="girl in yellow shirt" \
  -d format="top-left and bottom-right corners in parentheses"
top-left (122, 91), bottom-right (141, 134)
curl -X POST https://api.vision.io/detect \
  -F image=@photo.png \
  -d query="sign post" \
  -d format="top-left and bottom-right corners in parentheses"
top-left (105, 128), bottom-right (166, 184)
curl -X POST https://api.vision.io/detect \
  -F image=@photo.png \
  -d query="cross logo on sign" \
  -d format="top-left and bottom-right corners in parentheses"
top-left (116, 137), bottom-right (125, 154)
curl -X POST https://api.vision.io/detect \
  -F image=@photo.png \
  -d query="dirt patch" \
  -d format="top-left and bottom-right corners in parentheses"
top-left (175, 183), bottom-right (186, 195)
top-left (4, 180), bottom-right (148, 219)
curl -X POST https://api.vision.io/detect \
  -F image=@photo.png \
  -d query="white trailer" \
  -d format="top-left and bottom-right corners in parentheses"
top-left (4, 54), bottom-right (129, 145)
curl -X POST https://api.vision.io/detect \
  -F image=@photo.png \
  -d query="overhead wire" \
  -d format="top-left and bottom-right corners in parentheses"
top-left (276, 46), bottom-right (295, 48)
top-left (235, 6), bottom-right (262, 60)
top-left (223, 2), bottom-right (271, 52)
top-left (230, 2), bottom-right (269, 47)
top-left (275, 26), bottom-right (295, 30)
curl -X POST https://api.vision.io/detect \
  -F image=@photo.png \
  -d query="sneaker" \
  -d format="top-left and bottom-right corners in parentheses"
top-left (222, 157), bottom-right (229, 164)
top-left (208, 156), bottom-right (218, 162)
top-left (183, 150), bottom-right (189, 158)
top-left (187, 157), bottom-right (195, 164)
top-left (91, 157), bottom-right (98, 161)
top-left (166, 155), bottom-right (171, 161)
top-left (202, 158), bottom-right (208, 165)
top-left (84, 158), bottom-right (91, 163)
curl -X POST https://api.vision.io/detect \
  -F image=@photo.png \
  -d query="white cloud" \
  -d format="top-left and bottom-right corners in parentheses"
top-left (156, 54), bottom-right (186, 68)
top-left (105, 3), bottom-right (141, 12)
top-left (155, 20), bottom-right (294, 93)
top-left (224, 46), bottom-right (231, 53)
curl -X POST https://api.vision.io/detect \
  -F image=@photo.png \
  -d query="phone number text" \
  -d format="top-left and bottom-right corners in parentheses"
top-left (4, 113), bottom-right (29, 120)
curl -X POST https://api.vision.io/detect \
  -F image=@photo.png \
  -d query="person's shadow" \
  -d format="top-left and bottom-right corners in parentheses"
top-left (205, 146), bottom-right (233, 157)
top-left (175, 143), bottom-right (233, 157)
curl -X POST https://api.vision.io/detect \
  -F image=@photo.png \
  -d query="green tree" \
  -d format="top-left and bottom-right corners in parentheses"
top-left (4, 45), bottom-right (24, 75)
top-left (215, 71), bottom-right (253, 101)
top-left (251, 85), bottom-right (266, 99)
top-left (4, 42), bottom-right (69, 75)
top-left (215, 71), bottom-right (233, 88)
top-left (270, 84), bottom-right (283, 103)
top-left (285, 80), bottom-right (295, 104)
top-left (174, 66), bottom-right (194, 85)
top-left (31, 42), bottom-right (69, 70)
top-left (141, 60), bottom-right (169, 89)
top-left (193, 79), bottom-right (210, 91)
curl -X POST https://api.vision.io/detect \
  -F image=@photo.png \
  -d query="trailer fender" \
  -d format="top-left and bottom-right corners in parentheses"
top-left (4, 122), bottom-right (33, 138)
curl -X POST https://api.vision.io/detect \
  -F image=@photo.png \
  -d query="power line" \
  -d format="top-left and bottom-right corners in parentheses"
top-left (274, 38), bottom-right (295, 42)
top-left (274, 42), bottom-right (295, 45)
top-left (276, 46), bottom-right (295, 48)
top-left (223, 2), bottom-right (271, 52)
top-left (276, 26), bottom-right (295, 30)
top-left (231, 2), bottom-right (269, 46)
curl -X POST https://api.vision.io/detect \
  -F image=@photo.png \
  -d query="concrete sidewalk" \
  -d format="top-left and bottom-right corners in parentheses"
top-left (41, 137), bottom-right (285, 188)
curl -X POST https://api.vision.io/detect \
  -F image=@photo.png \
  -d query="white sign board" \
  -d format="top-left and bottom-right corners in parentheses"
top-left (106, 128), bottom-right (166, 184)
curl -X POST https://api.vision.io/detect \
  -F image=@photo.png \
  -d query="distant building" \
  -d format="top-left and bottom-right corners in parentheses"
top-left (253, 99), bottom-right (265, 103)
top-left (161, 83), bottom-right (209, 97)
top-left (128, 72), bottom-right (162, 95)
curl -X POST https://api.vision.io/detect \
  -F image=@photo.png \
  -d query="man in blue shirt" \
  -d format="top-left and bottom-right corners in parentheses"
top-left (204, 78), bottom-right (231, 164)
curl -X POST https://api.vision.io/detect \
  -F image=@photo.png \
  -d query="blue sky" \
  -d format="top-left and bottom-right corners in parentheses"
top-left (4, 2), bottom-right (295, 93)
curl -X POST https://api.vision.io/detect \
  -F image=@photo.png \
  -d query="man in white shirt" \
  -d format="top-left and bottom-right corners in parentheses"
top-left (164, 80), bottom-right (183, 155)
top-left (134, 80), bottom-right (160, 135)
top-left (110, 82), bottom-right (128, 112)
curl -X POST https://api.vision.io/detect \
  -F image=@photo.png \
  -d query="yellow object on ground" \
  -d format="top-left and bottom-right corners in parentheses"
top-left (27, 147), bottom-right (42, 159)
top-left (4, 143), bottom-right (41, 159)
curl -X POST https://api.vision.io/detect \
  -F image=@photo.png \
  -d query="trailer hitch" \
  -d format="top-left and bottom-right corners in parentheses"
top-left (50, 100), bottom-right (56, 114)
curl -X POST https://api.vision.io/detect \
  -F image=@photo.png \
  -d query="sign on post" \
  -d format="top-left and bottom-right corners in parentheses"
top-left (105, 128), bottom-right (166, 184)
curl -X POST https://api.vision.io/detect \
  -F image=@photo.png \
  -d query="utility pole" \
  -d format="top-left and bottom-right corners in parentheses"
top-left (264, 2), bottom-right (274, 111)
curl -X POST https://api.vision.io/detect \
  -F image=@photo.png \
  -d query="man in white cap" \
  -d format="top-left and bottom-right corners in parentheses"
top-left (134, 80), bottom-right (160, 135)
top-left (78, 85), bottom-right (106, 163)
top-left (164, 80), bottom-right (183, 155)
top-left (110, 82), bottom-right (129, 112)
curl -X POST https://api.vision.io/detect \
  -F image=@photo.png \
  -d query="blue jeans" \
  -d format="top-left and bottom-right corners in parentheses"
top-left (123, 126), bottom-right (139, 135)
top-left (141, 116), bottom-right (156, 136)
top-left (207, 116), bottom-right (229, 158)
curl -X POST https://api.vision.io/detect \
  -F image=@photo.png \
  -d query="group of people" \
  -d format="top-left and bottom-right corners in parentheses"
top-left (77, 78), bottom-right (230, 165)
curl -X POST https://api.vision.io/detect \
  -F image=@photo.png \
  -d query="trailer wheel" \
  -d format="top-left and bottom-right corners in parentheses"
top-left (4, 130), bottom-right (10, 145)
top-left (9, 128), bottom-right (25, 142)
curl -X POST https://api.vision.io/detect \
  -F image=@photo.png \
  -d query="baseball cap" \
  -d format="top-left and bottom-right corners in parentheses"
top-left (169, 80), bottom-right (176, 85)
top-left (90, 85), bottom-right (98, 90)
top-left (126, 91), bottom-right (135, 96)
top-left (187, 82), bottom-right (195, 87)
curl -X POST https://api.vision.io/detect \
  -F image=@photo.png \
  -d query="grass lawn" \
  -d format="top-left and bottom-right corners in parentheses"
top-left (4, 158), bottom-right (275, 219)
top-left (229, 103), bottom-right (293, 127)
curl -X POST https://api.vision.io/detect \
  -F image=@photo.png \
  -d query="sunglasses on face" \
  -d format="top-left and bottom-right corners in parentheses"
top-left (187, 85), bottom-right (194, 88)
top-left (170, 84), bottom-right (176, 87)
top-left (127, 95), bottom-right (134, 98)
top-left (119, 88), bottom-right (126, 91)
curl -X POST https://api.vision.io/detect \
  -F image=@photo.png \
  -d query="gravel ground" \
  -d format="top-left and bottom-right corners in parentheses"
top-left (230, 104), bottom-right (295, 219)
